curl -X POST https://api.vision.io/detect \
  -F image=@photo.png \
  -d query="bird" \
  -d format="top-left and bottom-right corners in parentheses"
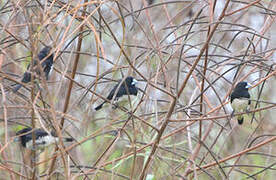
top-left (15, 127), bottom-right (73, 150)
top-left (13, 46), bottom-right (54, 92)
top-left (230, 81), bottom-right (252, 125)
top-left (95, 76), bottom-right (138, 111)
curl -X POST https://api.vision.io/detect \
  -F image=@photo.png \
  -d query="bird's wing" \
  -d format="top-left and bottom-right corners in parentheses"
top-left (34, 129), bottom-right (49, 137)
top-left (24, 129), bottom-right (49, 140)
top-left (107, 84), bottom-right (119, 100)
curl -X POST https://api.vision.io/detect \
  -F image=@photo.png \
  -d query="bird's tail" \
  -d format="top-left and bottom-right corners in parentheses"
top-left (237, 115), bottom-right (244, 125)
top-left (95, 102), bottom-right (105, 111)
top-left (13, 84), bottom-right (22, 92)
top-left (64, 137), bottom-right (73, 142)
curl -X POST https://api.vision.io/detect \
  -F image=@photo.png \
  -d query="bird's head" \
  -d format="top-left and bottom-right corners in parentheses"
top-left (15, 127), bottom-right (32, 146)
top-left (236, 81), bottom-right (252, 90)
top-left (16, 127), bottom-right (32, 136)
top-left (125, 76), bottom-right (138, 86)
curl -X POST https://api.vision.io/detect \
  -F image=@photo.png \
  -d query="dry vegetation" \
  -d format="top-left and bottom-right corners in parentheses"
top-left (0, 0), bottom-right (276, 179)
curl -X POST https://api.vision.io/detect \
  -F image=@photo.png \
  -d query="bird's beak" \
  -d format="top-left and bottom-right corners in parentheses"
top-left (246, 83), bottom-right (252, 89)
top-left (131, 78), bottom-right (138, 85)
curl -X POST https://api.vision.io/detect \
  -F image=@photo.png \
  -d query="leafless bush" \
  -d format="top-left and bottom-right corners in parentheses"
top-left (0, 0), bottom-right (276, 179)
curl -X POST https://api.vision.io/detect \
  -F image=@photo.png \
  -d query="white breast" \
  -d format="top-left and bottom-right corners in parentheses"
top-left (114, 94), bottom-right (140, 109)
top-left (25, 136), bottom-right (58, 150)
top-left (48, 64), bottom-right (53, 77)
top-left (231, 98), bottom-right (249, 113)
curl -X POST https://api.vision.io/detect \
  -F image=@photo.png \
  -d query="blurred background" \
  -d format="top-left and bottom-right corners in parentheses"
top-left (0, 0), bottom-right (276, 179)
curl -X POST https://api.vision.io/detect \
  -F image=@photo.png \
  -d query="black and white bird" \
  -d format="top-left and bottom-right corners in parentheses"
top-left (95, 76), bottom-right (138, 111)
top-left (230, 81), bottom-right (252, 125)
top-left (16, 127), bottom-right (73, 150)
top-left (13, 46), bottom-right (54, 92)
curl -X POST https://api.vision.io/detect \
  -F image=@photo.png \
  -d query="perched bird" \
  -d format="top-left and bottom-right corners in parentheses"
top-left (13, 46), bottom-right (54, 92)
top-left (230, 81), bottom-right (252, 125)
top-left (16, 127), bottom-right (73, 150)
top-left (95, 76), bottom-right (138, 111)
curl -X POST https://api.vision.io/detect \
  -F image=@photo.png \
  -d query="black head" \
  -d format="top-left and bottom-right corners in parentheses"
top-left (124, 76), bottom-right (138, 87)
top-left (230, 81), bottom-right (251, 102)
top-left (38, 46), bottom-right (53, 61)
top-left (234, 82), bottom-right (251, 91)
top-left (16, 127), bottom-right (32, 136)
top-left (16, 127), bottom-right (32, 147)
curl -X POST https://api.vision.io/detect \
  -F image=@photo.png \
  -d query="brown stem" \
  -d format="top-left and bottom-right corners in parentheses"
top-left (47, 0), bottom-right (88, 178)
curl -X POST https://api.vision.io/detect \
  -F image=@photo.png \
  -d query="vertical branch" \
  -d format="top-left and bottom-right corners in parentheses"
top-left (0, 83), bottom-right (16, 180)
top-left (47, 0), bottom-right (88, 177)
top-left (199, 0), bottom-right (216, 141)
top-left (30, 50), bottom-right (37, 180)
top-left (177, 8), bottom-right (204, 93)
top-left (23, 6), bottom-right (38, 179)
